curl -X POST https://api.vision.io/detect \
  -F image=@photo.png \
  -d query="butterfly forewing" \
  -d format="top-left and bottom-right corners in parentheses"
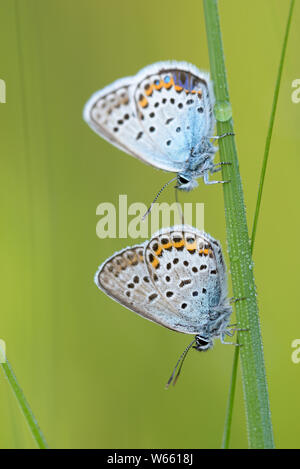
top-left (84, 78), bottom-right (169, 167)
top-left (96, 245), bottom-right (186, 331)
top-left (84, 61), bottom-right (216, 174)
top-left (84, 76), bottom-right (182, 172)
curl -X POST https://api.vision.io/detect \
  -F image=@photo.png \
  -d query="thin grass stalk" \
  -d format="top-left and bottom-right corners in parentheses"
top-left (221, 0), bottom-right (295, 448)
top-left (203, 0), bottom-right (274, 448)
top-left (0, 343), bottom-right (49, 449)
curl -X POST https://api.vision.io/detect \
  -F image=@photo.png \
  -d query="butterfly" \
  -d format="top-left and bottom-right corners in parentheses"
top-left (83, 61), bottom-right (232, 192)
top-left (95, 225), bottom-right (240, 386)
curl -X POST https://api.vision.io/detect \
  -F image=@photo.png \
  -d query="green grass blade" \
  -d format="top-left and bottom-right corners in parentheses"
top-left (203, 0), bottom-right (274, 448)
top-left (0, 345), bottom-right (49, 449)
top-left (221, 343), bottom-right (239, 449)
top-left (222, 0), bottom-right (295, 448)
top-left (251, 0), bottom-right (295, 250)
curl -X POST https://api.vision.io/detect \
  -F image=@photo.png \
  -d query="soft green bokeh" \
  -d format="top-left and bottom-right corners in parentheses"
top-left (0, 0), bottom-right (299, 449)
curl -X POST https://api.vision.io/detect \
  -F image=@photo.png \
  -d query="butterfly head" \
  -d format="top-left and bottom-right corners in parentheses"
top-left (193, 335), bottom-right (213, 351)
top-left (176, 173), bottom-right (198, 192)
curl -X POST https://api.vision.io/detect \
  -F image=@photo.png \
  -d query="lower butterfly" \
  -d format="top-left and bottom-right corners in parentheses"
top-left (83, 61), bottom-right (233, 192)
top-left (95, 225), bottom-right (244, 387)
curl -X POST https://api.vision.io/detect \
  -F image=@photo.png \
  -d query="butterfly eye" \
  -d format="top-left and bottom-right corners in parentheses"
top-left (178, 175), bottom-right (190, 185)
top-left (195, 336), bottom-right (209, 347)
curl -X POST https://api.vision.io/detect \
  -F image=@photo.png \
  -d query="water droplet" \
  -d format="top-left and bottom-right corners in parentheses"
top-left (214, 100), bottom-right (232, 122)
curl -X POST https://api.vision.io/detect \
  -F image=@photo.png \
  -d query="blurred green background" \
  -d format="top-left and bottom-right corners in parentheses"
top-left (0, 0), bottom-right (299, 449)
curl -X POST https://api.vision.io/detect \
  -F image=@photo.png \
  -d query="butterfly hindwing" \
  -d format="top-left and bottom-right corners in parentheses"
top-left (133, 61), bottom-right (215, 165)
top-left (144, 225), bottom-right (228, 333)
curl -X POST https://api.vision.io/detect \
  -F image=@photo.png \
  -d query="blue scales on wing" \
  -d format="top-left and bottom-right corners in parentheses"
top-left (83, 61), bottom-right (215, 173)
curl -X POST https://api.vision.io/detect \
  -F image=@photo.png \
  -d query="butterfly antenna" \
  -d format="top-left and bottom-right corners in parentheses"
top-left (142, 177), bottom-right (177, 220)
top-left (165, 338), bottom-right (196, 389)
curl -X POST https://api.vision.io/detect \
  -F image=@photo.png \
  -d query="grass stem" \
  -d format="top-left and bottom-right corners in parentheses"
top-left (221, 0), bottom-right (295, 448)
top-left (203, 0), bottom-right (274, 448)
top-left (0, 344), bottom-right (49, 449)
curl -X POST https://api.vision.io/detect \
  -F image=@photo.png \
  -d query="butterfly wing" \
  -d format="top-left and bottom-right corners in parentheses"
top-left (95, 244), bottom-right (184, 331)
top-left (144, 225), bottom-right (228, 334)
top-left (83, 61), bottom-right (215, 173)
top-left (83, 76), bottom-right (183, 172)
top-left (133, 61), bottom-right (215, 167)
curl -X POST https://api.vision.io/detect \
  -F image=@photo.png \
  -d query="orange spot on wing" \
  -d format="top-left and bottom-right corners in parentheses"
top-left (163, 77), bottom-right (175, 89)
top-left (154, 245), bottom-right (163, 257)
top-left (139, 96), bottom-right (149, 108)
top-left (174, 85), bottom-right (183, 92)
top-left (154, 80), bottom-right (163, 91)
top-left (173, 240), bottom-right (185, 249)
top-left (186, 241), bottom-right (197, 251)
top-left (145, 85), bottom-right (153, 96)
top-left (162, 241), bottom-right (173, 250)
top-left (151, 258), bottom-right (160, 269)
top-left (199, 248), bottom-right (213, 256)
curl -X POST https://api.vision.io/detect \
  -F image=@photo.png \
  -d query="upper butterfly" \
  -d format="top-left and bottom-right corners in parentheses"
top-left (83, 61), bottom-right (232, 191)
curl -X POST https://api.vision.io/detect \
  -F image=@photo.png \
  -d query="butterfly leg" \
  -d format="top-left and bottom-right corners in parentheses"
top-left (220, 333), bottom-right (241, 346)
top-left (230, 296), bottom-right (248, 304)
top-left (209, 132), bottom-right (235, 143)
top-left (224, 327), bottom-right (249, 336)
top-left (204, 171), bottom-right (230, 185)
top-left (211, 162), bottom-right (232, 174)
top-left (220, 327), bottom-right (249, 345)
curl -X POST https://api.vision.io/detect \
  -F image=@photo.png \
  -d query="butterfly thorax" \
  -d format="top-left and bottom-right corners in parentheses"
top-left (177, 137), bottom-right (217, 191)
top-left (191, 306), bottom-right (232, 349)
